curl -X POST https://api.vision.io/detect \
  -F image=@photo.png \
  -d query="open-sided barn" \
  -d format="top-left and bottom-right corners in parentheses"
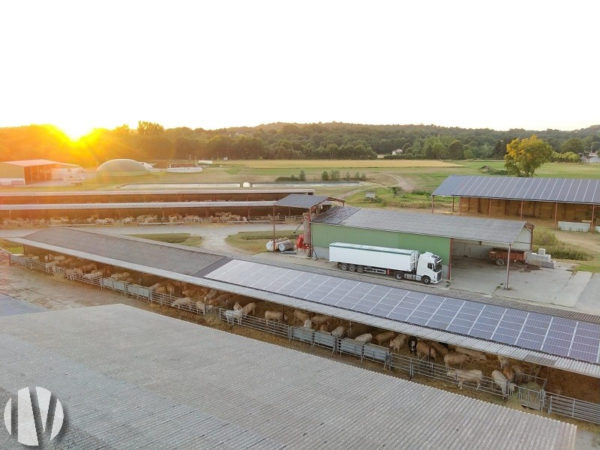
top-left (432, 175), bottom-right (600, 227)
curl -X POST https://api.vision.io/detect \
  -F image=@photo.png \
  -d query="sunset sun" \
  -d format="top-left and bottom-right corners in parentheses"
top-left (58, 123), bottom-right (93, 141)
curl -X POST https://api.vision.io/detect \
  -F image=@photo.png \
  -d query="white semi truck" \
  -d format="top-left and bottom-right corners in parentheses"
top-left (329, 242), bottom-right (443, 284)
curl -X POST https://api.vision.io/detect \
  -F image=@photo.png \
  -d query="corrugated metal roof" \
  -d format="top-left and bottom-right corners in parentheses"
top-left (433, 175), bottom-right (600, 204)
top-left (276, 193), bottom-right (330, 208)
top-left (0, 305), bottom-right (578, 449)
top-left (21, 228), bottom-right (227, 276)
top-left (0, 159), bottom-right (60, 167)
top-left (313, 206), bottom-right (528, 244)
top-left (0, 188), bottom-right (315, 197)
top-left (10, 230), bottom-right (600, 379)
top-left (0, 201), bottom-right (276, 211)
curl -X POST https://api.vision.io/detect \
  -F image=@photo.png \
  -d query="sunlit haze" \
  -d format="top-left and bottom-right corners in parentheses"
top-left (1, 0), bottom-right (599, 134)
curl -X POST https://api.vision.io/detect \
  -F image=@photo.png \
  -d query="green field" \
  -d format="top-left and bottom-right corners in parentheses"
top-left (130, 233), bottom-right (203, 247)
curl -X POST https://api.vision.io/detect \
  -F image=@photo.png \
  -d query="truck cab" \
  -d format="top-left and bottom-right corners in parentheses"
top-left (416, 252), bottom-right (443, 284)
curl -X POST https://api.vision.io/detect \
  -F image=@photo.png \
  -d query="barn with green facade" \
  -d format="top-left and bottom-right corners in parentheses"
top-left (311, 207), bottom-right (533, 279)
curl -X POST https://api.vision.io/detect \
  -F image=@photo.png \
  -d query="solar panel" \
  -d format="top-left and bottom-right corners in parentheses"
top-left (205, 260), bottom-right (600, 365)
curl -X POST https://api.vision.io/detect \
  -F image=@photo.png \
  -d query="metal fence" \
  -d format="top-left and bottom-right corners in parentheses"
top-left (9, 252), bottom-right (600, 425)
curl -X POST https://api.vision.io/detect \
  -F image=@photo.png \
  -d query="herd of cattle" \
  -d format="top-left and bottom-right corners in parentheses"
top-left (1, 212), bottom-right (251, 228)
top-left (24, 253), bottom-right (543, 398)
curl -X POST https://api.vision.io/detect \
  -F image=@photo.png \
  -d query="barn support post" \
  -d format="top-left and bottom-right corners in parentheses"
top-left (431, 195), bottom-right (435, 213)
top-left (505, 244), bottom-right (512, 290)
top-left (520, 200), bottom-right (524, 219)
top-left (272, 206), bottom-right (276, 254)
top-left (448, 239), bottom-right (453, 280)
top-left (554, 202), bottom-right (558, 229)
top-left (452, 197), bottom-right (455, 213)
top-left (488, 199), bottom-right (492, 216)
top-left (591, 204), bottom-right (596, 233)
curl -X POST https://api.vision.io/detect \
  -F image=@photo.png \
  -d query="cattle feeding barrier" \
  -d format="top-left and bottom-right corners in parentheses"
top-left (8, 252), bottom-right (600, 425)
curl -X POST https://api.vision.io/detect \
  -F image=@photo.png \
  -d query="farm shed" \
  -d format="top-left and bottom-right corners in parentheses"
top-left (311, 206), bottom-right (533, 279)
top-left (0, 159), bottom-right (81, 185)
top-left (0, 188), bottom-right (314, 204)
top-left (433, 175), bottom-right (600, 228)
top-left (0, 304), bottom-right (578, 449)
top-left (10, 228), bottom-right (600, 379)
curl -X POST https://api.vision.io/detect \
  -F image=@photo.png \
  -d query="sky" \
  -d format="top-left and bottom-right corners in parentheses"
top-left (0, 0), bottom-right (599, 138)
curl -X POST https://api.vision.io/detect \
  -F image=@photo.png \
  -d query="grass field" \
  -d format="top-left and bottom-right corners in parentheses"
top-left (220, 159), bottom-right (462, 169)
top-left (130, 233), bottom-right (203, 247)
top-left (226, 230), bottom-right (300, 254)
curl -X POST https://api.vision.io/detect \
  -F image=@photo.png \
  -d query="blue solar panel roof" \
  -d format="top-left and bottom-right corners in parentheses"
top-left (205, 260), bottom-right (600, 365)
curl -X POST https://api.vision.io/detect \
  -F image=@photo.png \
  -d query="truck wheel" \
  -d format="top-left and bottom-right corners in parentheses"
top-left (340, 263), bottom-right (348, 271)
top-left (356, 266), bottom-right (364, 273)
top-left (394, 272), bottom-right (404, 280)
top-left (422, 276), bottom-right (431, 285)
top-left (495, 258), bottom-right (505, 266)
top-left (348, 264), bottom-right (356, 272)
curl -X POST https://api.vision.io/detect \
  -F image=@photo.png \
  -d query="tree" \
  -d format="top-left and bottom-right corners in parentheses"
top-left (561, 138), bottom-right (585, 154)
top-left (447, 140), bottom-right (464, 159)
top-left (504, 135), bottom-right (553, 177)
top-left (321, 170), bottom-right (329, 181)
top-left (137, 121), bottom-right (164, 135)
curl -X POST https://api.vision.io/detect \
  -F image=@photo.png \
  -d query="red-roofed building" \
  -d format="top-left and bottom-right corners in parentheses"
top-left (0, 159), bottom-right (83, 185)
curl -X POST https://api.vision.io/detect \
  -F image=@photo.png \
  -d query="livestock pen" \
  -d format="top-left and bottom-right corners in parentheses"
top-left (8, 251), bottom-right (600, 426)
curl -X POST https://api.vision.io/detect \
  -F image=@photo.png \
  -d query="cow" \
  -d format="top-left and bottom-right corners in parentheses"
top-left (447, 369), bottom-right (483, 390)
top-left (293, 310), bottom-right (310, 324)
top-left (443, 352), bottom-right (470, 368)
top-left (195, 301), bottom-right (206, 314)
top-left (303, 319), bottom-right (312, 328)
top-left (225, 309), bottom-right (243, 325)
top-left (311, 315), bottom-right (329, 326)
top-left (354, 333), bottom-right (373, 344)
top-left (172, 297), bottom-right (193, 308)
top-left (408, 336), bottom-right (418, 355)
top-left (233, 302), bottom-right (243, 311)
top-left (331, 326), bottom-right (345, 338)
top-left (429, 341), bottom-right (449, 357)
top-left (416, 341), bottom-right (437, 360)
top-left (502, 366), bottom-right (515, 383)
top-left (497, 355), bottom-right (510, 369)
top-left (454, 347), bottom-right (486, 361)
top-left (319, 324), bottom-right (329, 333)
top-left (374, 331), bottom-right (395, 346)
top-left (241, 302), bottom-right (256, 316)
top-left (265, 311), bottom-right (287, 323)
top-left (389, 334), bottom-right (407, 352)
top-left (492, 370), bottom-right (516, 397)
top-left (512, 364), bottom-right (526, 384)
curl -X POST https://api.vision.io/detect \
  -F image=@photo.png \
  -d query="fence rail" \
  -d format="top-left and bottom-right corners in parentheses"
top-left (10, 252), bottom-right (600, 425)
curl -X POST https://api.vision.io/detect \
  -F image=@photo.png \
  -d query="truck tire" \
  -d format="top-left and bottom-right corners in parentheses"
top-left (356, 266), bottom-right (364, 273)
top-left (348, 264), bottom-right (356, 272)
top-left (421, 276), bottom-right (431, 285)
top-left (394, 272), bottom-right (404, 280)
top-left (340, 263), bottom-right (348, 271)
top-left (495, 258), bottom-right (505, 266)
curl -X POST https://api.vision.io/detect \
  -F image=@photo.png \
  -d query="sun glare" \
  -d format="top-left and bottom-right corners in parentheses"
top-left (59, 123), bottom-right (93, 141)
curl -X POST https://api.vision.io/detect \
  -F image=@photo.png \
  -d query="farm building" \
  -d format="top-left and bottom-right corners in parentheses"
top-left (0, 159), bottom-right (83, 185)
top-left (432, 176), bottom-right (600, 228)
top-left (96, 158), bottom-right (151, 177)
top-left (310, 206), bottom-right (533, 278)
top-left (0, 304), bottom-right (577, 449)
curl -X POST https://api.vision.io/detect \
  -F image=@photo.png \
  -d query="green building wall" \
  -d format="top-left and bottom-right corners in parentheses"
top-left (311, 223), bottom-right (451, 264)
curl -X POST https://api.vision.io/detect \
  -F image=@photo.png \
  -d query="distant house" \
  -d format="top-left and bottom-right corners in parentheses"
top-left (391, 149), bottom-right (404, 156)
top-left (0, 159), bottom-right (84, 185)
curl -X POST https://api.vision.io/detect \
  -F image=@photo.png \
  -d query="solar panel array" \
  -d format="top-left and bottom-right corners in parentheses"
top-left (206, 260), bottom-right (600, 365)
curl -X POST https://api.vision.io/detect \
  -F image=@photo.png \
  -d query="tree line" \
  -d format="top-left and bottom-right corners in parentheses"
top-left (0, 121), bottom-right (598, 167)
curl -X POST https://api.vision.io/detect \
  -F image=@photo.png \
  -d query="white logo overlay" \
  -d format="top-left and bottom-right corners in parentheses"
top-left (3, 387), bottom-right (64, 446)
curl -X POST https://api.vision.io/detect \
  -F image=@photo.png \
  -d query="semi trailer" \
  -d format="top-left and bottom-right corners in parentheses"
top-left (329, 242), bottom-right (443, 284)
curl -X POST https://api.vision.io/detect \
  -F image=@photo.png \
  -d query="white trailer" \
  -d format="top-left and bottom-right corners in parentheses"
top-left (329, 242), bottom-right (442, 284)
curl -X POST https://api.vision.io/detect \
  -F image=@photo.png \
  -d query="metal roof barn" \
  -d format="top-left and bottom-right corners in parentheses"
top-left (432, 176), bottom-right (600, 225)
top-left (0, 305), bottom-right (578, 449)
top-left (0, 200), bottom-right (276, 211)
top-left (434, 175), bottom-right (600, 204)
top-left (9, 228), bottom-right (600, 379)
top-left (276, 194), bottom-right (331, 209)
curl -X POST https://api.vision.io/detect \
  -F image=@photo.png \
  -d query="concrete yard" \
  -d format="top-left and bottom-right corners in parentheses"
top-left (0, 304), bottom-right (578, 449)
